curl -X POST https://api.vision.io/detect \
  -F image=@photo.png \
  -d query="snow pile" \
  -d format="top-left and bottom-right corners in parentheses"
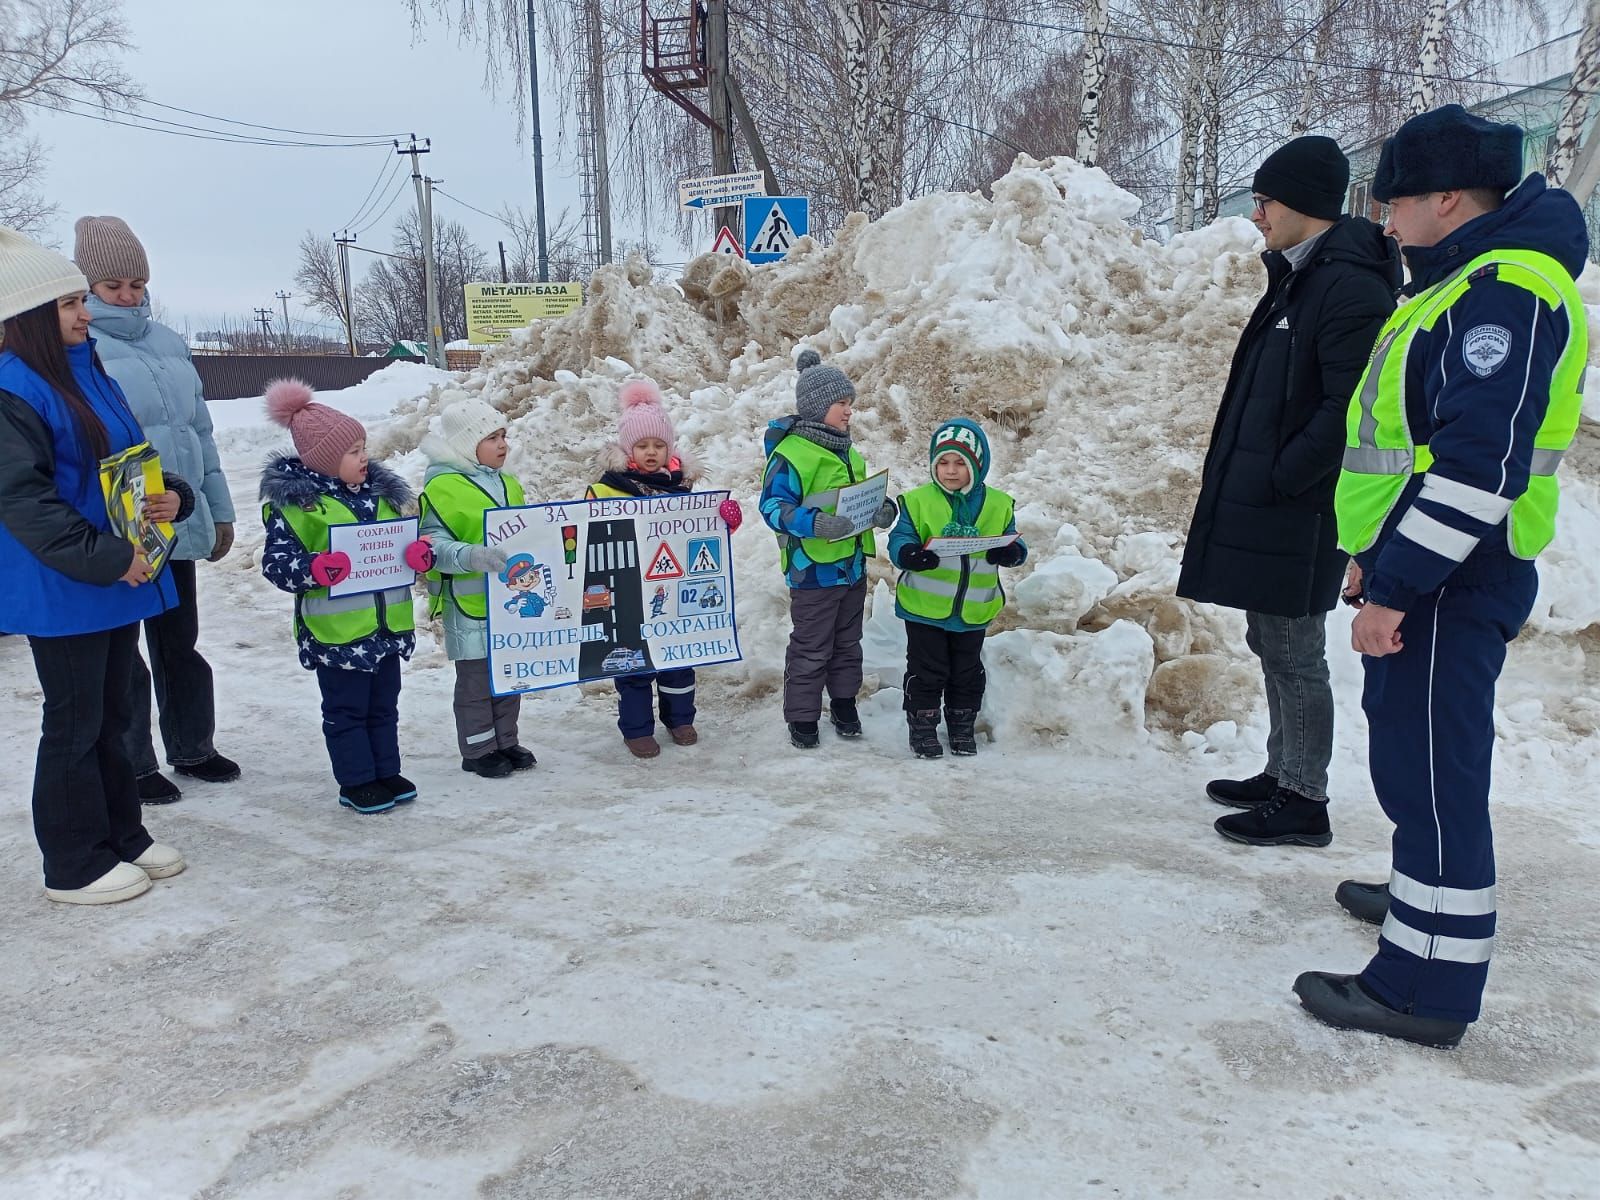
top-left (347, 153), bottom-right (1598, 745)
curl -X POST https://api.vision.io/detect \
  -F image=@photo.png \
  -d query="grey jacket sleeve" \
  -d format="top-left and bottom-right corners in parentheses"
top-left (0, 391), bottom-right (135, 585)
top-left (188, 364), bottom-right (235, 523)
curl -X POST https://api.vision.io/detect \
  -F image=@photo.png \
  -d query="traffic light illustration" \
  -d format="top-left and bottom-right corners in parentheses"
top-left (562, 524), bottom-right (578, 578)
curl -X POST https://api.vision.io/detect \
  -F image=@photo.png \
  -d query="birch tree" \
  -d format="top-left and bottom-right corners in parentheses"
top-left (1409, 0), bottom-right (1449, 114)
top-left (1548, 0), bottom-right (1600, 187)
top-left (1076, 0), bottom-right (1111, 167)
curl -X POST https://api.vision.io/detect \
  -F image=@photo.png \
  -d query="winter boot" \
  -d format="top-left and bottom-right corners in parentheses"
top-left (176, 753), bottom-right (242, 784)
top-left (1214, 787), bottom-right (1331, 847)
top-left (829, 699), bottom-right (863, 738)
top-left (338, 782), bottom-right (396, 814)
top-left (45, 861), bottom-right (151, 906)
top-left (668, 725), bottom-right (698, 746)
top-left (1335, 880), bottom-right (1390, 926)
top-left (137, 773), bottom-right (182, 805)
top-left (788, 721), bottom-right (820, 750)
top-left (501, 745), bottom-right (537, 770)
top-left (131, 843), bottom-right (186, 880)
top-left (1293, 971), bottom-right (1466, 1049)
top-left (908, 709), bottom-right (943, 759)
top-left (624, 735), bottom-right (661, 759)
top-left (1206, 771), bottom-right (1277, 808)
top-left (462, 752), bottom-right (514, 779)
top-left (944, 708), bottom-right (978, 756)
top-left (378, 774), bottom-right (418, 804)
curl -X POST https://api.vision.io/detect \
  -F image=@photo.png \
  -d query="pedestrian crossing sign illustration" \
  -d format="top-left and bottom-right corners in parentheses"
top-left (644, 540), bottom-right (685, 581)
top-left (743, 195), bottom-right (809, 264)
top-left (686, 537), bottom-right (721, 576)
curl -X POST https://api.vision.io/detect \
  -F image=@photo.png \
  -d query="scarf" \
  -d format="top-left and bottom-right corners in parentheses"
top-left (790, 418), bottom-right (852, 455)
top-left (597, 466), bottom-right (690, 497)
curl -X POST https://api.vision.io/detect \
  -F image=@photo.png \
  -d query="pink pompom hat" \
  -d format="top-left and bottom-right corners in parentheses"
top-left (265, 378), bottom-right (366, 478)
top-left (615, 377), bottom-right (676, 463)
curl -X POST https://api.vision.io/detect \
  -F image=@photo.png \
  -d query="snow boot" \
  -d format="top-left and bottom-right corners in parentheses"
top-left (137, 773), bottom-right (182, 805)
top-left (338, 782), bottom-right (396, 814)
top-left (501, 745), bottom-right (537, 770)
top-left (625, 735), bottom-right (661, 759)
top-left (1293, 971), bottom-right (1466, 1049)
top-left (1206, 771), bottom-right (1277, 809)
top-left (829, 699), bottom-right (863, 738)
top-left (908, 709), bottom-right (943, 759)
top-left (945, 707), bottom-right (978, 756)
top-left (131, 843), bottom-right (186, 880)
top-left (1335, 879), bottom-right (1390, 926)
top-left (462, 752), bottom-right (514, 778)
top-left (668, 725), bottom-right (698, 746)
top-left (378, 774), bottom-right (418, 804)
top-left (176, 753), bottom-right (242, 784)
top-left (1214, 787), bottom-right (1331, 847)
top-left (788, 721), bottom-right (821, 750)
top-left (45, 861), bottom-right (151, 906)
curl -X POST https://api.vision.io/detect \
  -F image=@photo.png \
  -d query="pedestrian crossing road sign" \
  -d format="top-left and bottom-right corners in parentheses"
top-left (644, 540), bottom-right (685, 581)
top-left (743, 196), bottom-right (809, 264)
top-left (686, 537), bottom-right (721, 575)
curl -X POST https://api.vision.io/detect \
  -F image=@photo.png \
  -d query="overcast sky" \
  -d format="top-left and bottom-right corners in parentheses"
top-left (28, 0), bottom-right (673, 338)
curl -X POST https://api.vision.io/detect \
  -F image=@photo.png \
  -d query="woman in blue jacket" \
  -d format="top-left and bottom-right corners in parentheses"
top-left (76, 216), bottom-right (240, 803)
top-left (0, 228), bottom-right (191, 905)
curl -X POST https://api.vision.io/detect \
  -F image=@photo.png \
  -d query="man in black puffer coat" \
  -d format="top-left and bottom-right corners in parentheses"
top-left (1178, 136), bottom-right (1399, 847)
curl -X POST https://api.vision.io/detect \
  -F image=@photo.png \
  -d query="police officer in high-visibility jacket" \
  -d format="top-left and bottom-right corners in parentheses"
top-left (1294, 106), bottom-right (1589, 1048)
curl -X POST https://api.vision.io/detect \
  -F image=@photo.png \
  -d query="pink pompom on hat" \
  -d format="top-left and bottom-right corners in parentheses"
top-left (265, 378), bottom-right (366, 478)
top-left (615, 377), bottom-right (677, 463)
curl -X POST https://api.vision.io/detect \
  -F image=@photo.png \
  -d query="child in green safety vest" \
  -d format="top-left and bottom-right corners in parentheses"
top-left (260, 379), bottom-right (431, 815)
top-left (419, 398), bottom-right (538, 781)
top-left (585, 378), bottom-right (744, 759)
top-left (760, 349), bottom-right (899, 750)
top-left (886, 417), bottom-right (1026, 759)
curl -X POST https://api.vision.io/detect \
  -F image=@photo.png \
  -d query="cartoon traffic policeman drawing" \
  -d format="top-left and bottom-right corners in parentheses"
top-left (501, 554), bottom-right (557, 618)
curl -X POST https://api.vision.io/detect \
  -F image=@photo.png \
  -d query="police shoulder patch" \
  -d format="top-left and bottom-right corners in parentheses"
top-left (1462, 323), bottom-right (1513, 378)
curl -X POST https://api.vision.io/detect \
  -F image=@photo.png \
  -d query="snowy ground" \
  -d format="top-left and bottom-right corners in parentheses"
top-left (2, 369), bottom-right (1598, 1198)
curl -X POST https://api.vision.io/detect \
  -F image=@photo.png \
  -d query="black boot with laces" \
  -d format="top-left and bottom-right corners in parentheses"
top-left (1214, 786), bottom-right (1331, 847)
top-left (1206, 771), bottom-right (1277, 808)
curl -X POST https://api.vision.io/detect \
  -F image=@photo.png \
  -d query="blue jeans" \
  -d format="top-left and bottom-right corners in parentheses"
top-left (1244, 609), bottom-right (1333, 801)
top-left (316, 655), bottom-right (403, 787)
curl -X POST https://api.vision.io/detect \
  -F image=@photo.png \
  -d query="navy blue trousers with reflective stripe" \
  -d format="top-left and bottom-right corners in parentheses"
top-left (1357, 572), bottom-right (1537, 1023)
top-left (316, 654), bottom-right (403, 787)
top-left (615, 668), bottom-right (696, 738)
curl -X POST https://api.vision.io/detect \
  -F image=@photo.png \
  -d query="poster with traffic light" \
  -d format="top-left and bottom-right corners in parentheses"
top-left (481, 490), bottom-right (741, 695)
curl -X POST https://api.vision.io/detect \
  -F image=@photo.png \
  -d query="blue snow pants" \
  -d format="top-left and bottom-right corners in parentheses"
top-left (1357, 570), bottom-right (1538, 1023)
top-left (316, 654), bottom-right (403, 788)
top-left (615, 668), bottom-right (696, 738)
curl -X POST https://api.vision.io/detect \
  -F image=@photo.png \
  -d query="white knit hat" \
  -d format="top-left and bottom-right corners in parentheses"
top-left (0, 226), bottom-right (90, 325)
top-left (438, 398), bottom-right (508, 464)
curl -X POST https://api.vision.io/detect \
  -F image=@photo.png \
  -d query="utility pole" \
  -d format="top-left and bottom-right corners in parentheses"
top-left (498, 241), bottom-right (510, 284)
top-left (254, 307), bottom-right (274, 347)
top-left (333, 230), bottom-right (358, 357)
top-left (396, 135), bottom-right (443, 366)
top-left (527, 0), bottom-right (550, 282)
top-left (706, 0), bottom-right (737, 237)
top-left (274, 290), bottom-right (292, 351)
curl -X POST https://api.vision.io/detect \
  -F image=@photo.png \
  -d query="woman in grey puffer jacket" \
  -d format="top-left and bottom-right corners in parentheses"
top-left (75, 216), bottom-right (240, 803)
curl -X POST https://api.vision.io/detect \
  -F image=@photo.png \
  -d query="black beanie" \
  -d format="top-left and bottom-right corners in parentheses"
top-left (1251, 135), bottom-right (1350, 221)
top-left (1371, 104), bottom-right (1525, 202)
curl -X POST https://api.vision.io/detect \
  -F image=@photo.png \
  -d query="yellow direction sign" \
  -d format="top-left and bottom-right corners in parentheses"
top-left (463, 282), bottom-right (584, 343)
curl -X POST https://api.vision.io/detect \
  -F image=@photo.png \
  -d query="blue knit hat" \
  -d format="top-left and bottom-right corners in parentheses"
top-left (1372, 105), bottom-right (1525, 203)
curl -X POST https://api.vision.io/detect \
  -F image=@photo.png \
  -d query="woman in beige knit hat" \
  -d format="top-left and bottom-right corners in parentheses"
top-left (75, 215), bottom-right (241, 804)
top-left (0, 225), bottom-right (192, 905)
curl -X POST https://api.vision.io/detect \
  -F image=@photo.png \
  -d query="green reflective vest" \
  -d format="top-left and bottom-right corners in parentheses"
top-left (895, 483), bottom-right (1014, 626)
top-left (419, 470), bottom-right (527, 619)
top-left (1335, 248), bottom-right (1585, 560)
top-left (768, 434), bottom-right (877, 570)
top-left (263, 493), bottom-right (416, 645)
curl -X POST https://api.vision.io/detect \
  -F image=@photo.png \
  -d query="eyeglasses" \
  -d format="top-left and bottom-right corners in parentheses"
top-left (1250, 195), bottom-right (1274, 214)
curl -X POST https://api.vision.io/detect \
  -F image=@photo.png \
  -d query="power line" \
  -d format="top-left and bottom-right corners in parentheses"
top-left (872, 0), bottom-right (1572, 95)
top-left (352, 171), bottom-right (413, 237)
top-left (433, 187), bottom-right (512, 228)
top-left (108, 92), bottom-right (407, 141)
top-left (19, 98), bottom-right (396, 148)
top-left (338, 155), bottom-right (405, 233)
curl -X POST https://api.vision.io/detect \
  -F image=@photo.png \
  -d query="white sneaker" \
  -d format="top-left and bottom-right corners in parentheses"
top-left (45, 861), bottom-right (152, 906)
top-left (132, 844), bottom-right (186, 880)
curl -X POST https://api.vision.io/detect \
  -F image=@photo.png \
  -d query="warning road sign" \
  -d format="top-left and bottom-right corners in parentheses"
top-left (711, 226), bottom-right (743, 257)
top-left (644, 541), bottom-right (685, 581)
top-left (743, 196), bottom-right (809, 264)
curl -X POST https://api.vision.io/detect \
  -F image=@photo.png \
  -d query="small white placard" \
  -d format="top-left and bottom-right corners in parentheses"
top-left (327, 516), bottom-right (420, 598)
top-left (829, 470), bottom-right (891, 540)
top-left (922, 532), bottom-right (1020, 557)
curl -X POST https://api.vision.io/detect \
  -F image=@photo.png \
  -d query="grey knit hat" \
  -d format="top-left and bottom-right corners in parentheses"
top-left (794, 348), bottom-right (855, 422)
top-left (73, 215), bottom-right (151, 286)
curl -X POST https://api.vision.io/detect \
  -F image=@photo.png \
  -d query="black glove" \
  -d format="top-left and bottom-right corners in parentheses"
top-left (986, 542), bottom-right (1026, 567)
top-left (897, 545), bottom-right (942, 571)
